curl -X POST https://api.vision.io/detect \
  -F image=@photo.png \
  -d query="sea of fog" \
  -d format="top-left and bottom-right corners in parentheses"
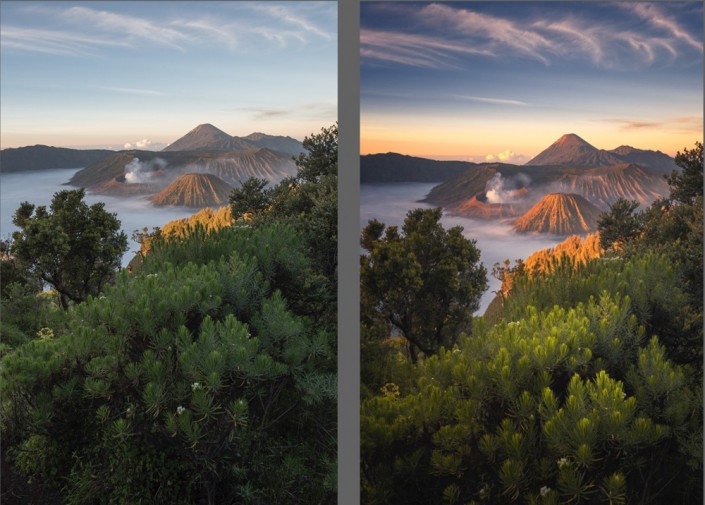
top-left (361, 183), bottom-right (564, 314)
top-left (1, 169), bottom-right (205, 267)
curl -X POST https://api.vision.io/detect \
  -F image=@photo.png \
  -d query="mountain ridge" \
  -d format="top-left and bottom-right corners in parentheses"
top-left (525, 133), bottom-right (677, 174)
top-left (163, 123), bottom-right (304, 156)
top-left (0, 145), bottom-right (114, 172)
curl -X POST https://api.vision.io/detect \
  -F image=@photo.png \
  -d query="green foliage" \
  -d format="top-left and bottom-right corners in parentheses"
top-left (229, 177), bottom-right (273, 219)
top-left (2, 223), bottom-right (336, 504)
top-left (230, 124), bottom-right (338, 290)
top-left (361, 208), bottom-right (487, 363)
top-left (362, 292), bottom-right (701, 504)
top-left (10, 188), bottom-right (128, 309)
top-left (362, 142), bottom-right (702, 505)
top-left (597, 198), bottom-right (642, 252)
top-left (293, 123), bottom-right (338, 183)
top-left (667, 141), bottom-right (703, 205)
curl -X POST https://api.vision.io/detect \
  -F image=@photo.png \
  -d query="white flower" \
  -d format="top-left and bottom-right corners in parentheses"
top-left (191, 382), bottom-right (202, 392)
top-left (557, 457), bottom-right (569, 469)
top-left (540, 485), bottom-right (551, 497)
top-left (177, 405), bottom-right (185, 415)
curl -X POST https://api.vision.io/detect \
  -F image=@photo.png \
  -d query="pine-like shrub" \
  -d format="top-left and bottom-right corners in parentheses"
top-left (362, 291), bottom-right (702, 504)
top-left (1, 223), bottom-right (336, 505)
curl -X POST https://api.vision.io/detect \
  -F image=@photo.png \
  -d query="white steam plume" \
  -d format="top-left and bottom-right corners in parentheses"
top-left (485, 172), bottom-right (530, 203)
top-left (124, 157), bottom-right (167, 184)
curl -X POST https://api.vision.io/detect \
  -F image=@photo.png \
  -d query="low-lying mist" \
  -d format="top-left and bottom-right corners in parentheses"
top-left (361, 183), bottom-right (564, 314)
top-left (1, 169), bottom-right (210, 266)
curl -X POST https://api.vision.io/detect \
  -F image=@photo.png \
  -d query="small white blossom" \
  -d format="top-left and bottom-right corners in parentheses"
top-left (557, 457), bottom-right (569, 469)
top-left (177, 405), bottom-right (185, 415)
top-left (540, 486), bottom-right (551, 497)
top-left (191, 382), bottom-right (202, 392)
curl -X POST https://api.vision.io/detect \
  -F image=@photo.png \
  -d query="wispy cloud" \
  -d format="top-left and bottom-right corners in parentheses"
top-left (601, 116), bottom-right (702, 132)
top-left (623, 3), bottom-right (703, 53)
top-left (361, 2), bottom-right (702, 70)
top-left (250, 4), bottom-right (333, 41)
top-left (361, 28), bottom-right (494, 69)
top-left (231, 101), bottom-right (335, 122)
top-left (455, 95), bottom-right (528, 106)
top-left (102, 87), bottom-right (164, 96)
top-left (63, 6), bottom-right (190, 51)
top-left (2, 3), bottom-right (335, 57)
top-left (421, 3), bottom-right (555, 65)
top-left (0, 26), bottom-right (128, 56)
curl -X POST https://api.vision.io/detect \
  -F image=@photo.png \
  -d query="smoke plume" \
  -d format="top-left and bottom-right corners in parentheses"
top-left (485, 172), bottom-right (531, 203)
top-left (124, 157), bottom-right (167, 184)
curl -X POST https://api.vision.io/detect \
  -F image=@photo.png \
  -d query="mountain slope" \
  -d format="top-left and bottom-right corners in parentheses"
top-left (551, 163), bottom-right (669, 209)
top-left (243, 132), bottom-right (304, 156)
top-left (361, 153), bottom-right (476, 183)
top-left (149, 173), bottom-right (233, 207)
top-left (513, 193), bottom-right (603, 235)
top-left (0, 145), bottom-right (113, 172)
top-left (607, 145), bottom-right (678, 175)
top-left (163, 124), bottom-right (255, 152)
top-left (162, 124), bottom-right (304, 155)
top-left (68, 148), bottom-right (296, 197)
top-left (525, 134), bottom-right (623, 166)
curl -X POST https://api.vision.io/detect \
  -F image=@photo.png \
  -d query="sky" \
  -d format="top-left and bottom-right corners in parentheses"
top-left (0, 1), bottom-right (337, 149)
top-left (361, 2), bottom-right (703, 161)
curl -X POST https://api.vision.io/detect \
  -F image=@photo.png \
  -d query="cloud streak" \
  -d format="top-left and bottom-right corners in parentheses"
top-left (456, 95), bottom-right (528, 106)
top-left (2, 3), bottom-right (335, 57)
top-left (600, 116), bottom-right (703, 132)
top-left (102, 87), bottom-right (164, 96)
top-left (0, 26), bottom-right (128, 56)
top-left (361, 28), bottom-right (494, 69)
top-left (361, 2), bottom-right (702, 70)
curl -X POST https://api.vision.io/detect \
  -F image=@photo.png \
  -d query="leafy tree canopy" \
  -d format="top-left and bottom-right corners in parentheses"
top-left (668, 141), bottom-right (703, 205)
top-left (361, 207), bottom-right (487, 362)
top-left (11, 189), bottom-right (127, 309)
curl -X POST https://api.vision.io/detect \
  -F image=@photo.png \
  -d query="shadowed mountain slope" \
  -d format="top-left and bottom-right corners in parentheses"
top-left (360, 153), bottom-right (476, 183)
top-left (0, 145), bottom-right (113, 172)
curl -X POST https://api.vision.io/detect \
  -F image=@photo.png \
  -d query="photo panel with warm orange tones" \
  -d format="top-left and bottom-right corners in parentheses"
top-left (360, 2), bottom-right (703, 503)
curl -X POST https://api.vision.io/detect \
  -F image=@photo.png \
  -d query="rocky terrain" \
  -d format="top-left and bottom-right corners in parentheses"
top-left (512, 193), bottom-right (603, 235)
top-left (149, 173), bottom-right (233, 207)
top-left (371, 133), bottom-right (677, 234)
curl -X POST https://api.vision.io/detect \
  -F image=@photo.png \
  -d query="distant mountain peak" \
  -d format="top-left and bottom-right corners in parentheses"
top-left (163, 124), bottom-right (251, 152)
top-left (526, 133), bottom-right (621, 166)
top-left (555, 133), bottom-right (595, 148)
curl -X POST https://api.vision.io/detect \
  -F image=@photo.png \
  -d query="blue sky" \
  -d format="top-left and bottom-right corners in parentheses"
top-left (361, 2), bottom-right (703, 161)
top-left (1, 1), bottom-right (337, 149)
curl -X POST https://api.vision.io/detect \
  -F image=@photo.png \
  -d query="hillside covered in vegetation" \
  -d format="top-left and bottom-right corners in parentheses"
top-left (361, 142), bottom-right (703, 504)
top-left (1, 125), bottom-right (338, 505)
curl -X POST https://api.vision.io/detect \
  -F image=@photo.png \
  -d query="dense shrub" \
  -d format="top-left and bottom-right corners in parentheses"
top-left (1, 224), bottom-right (336, 504)
top-left (362, 291), bottom-right (702, 504)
